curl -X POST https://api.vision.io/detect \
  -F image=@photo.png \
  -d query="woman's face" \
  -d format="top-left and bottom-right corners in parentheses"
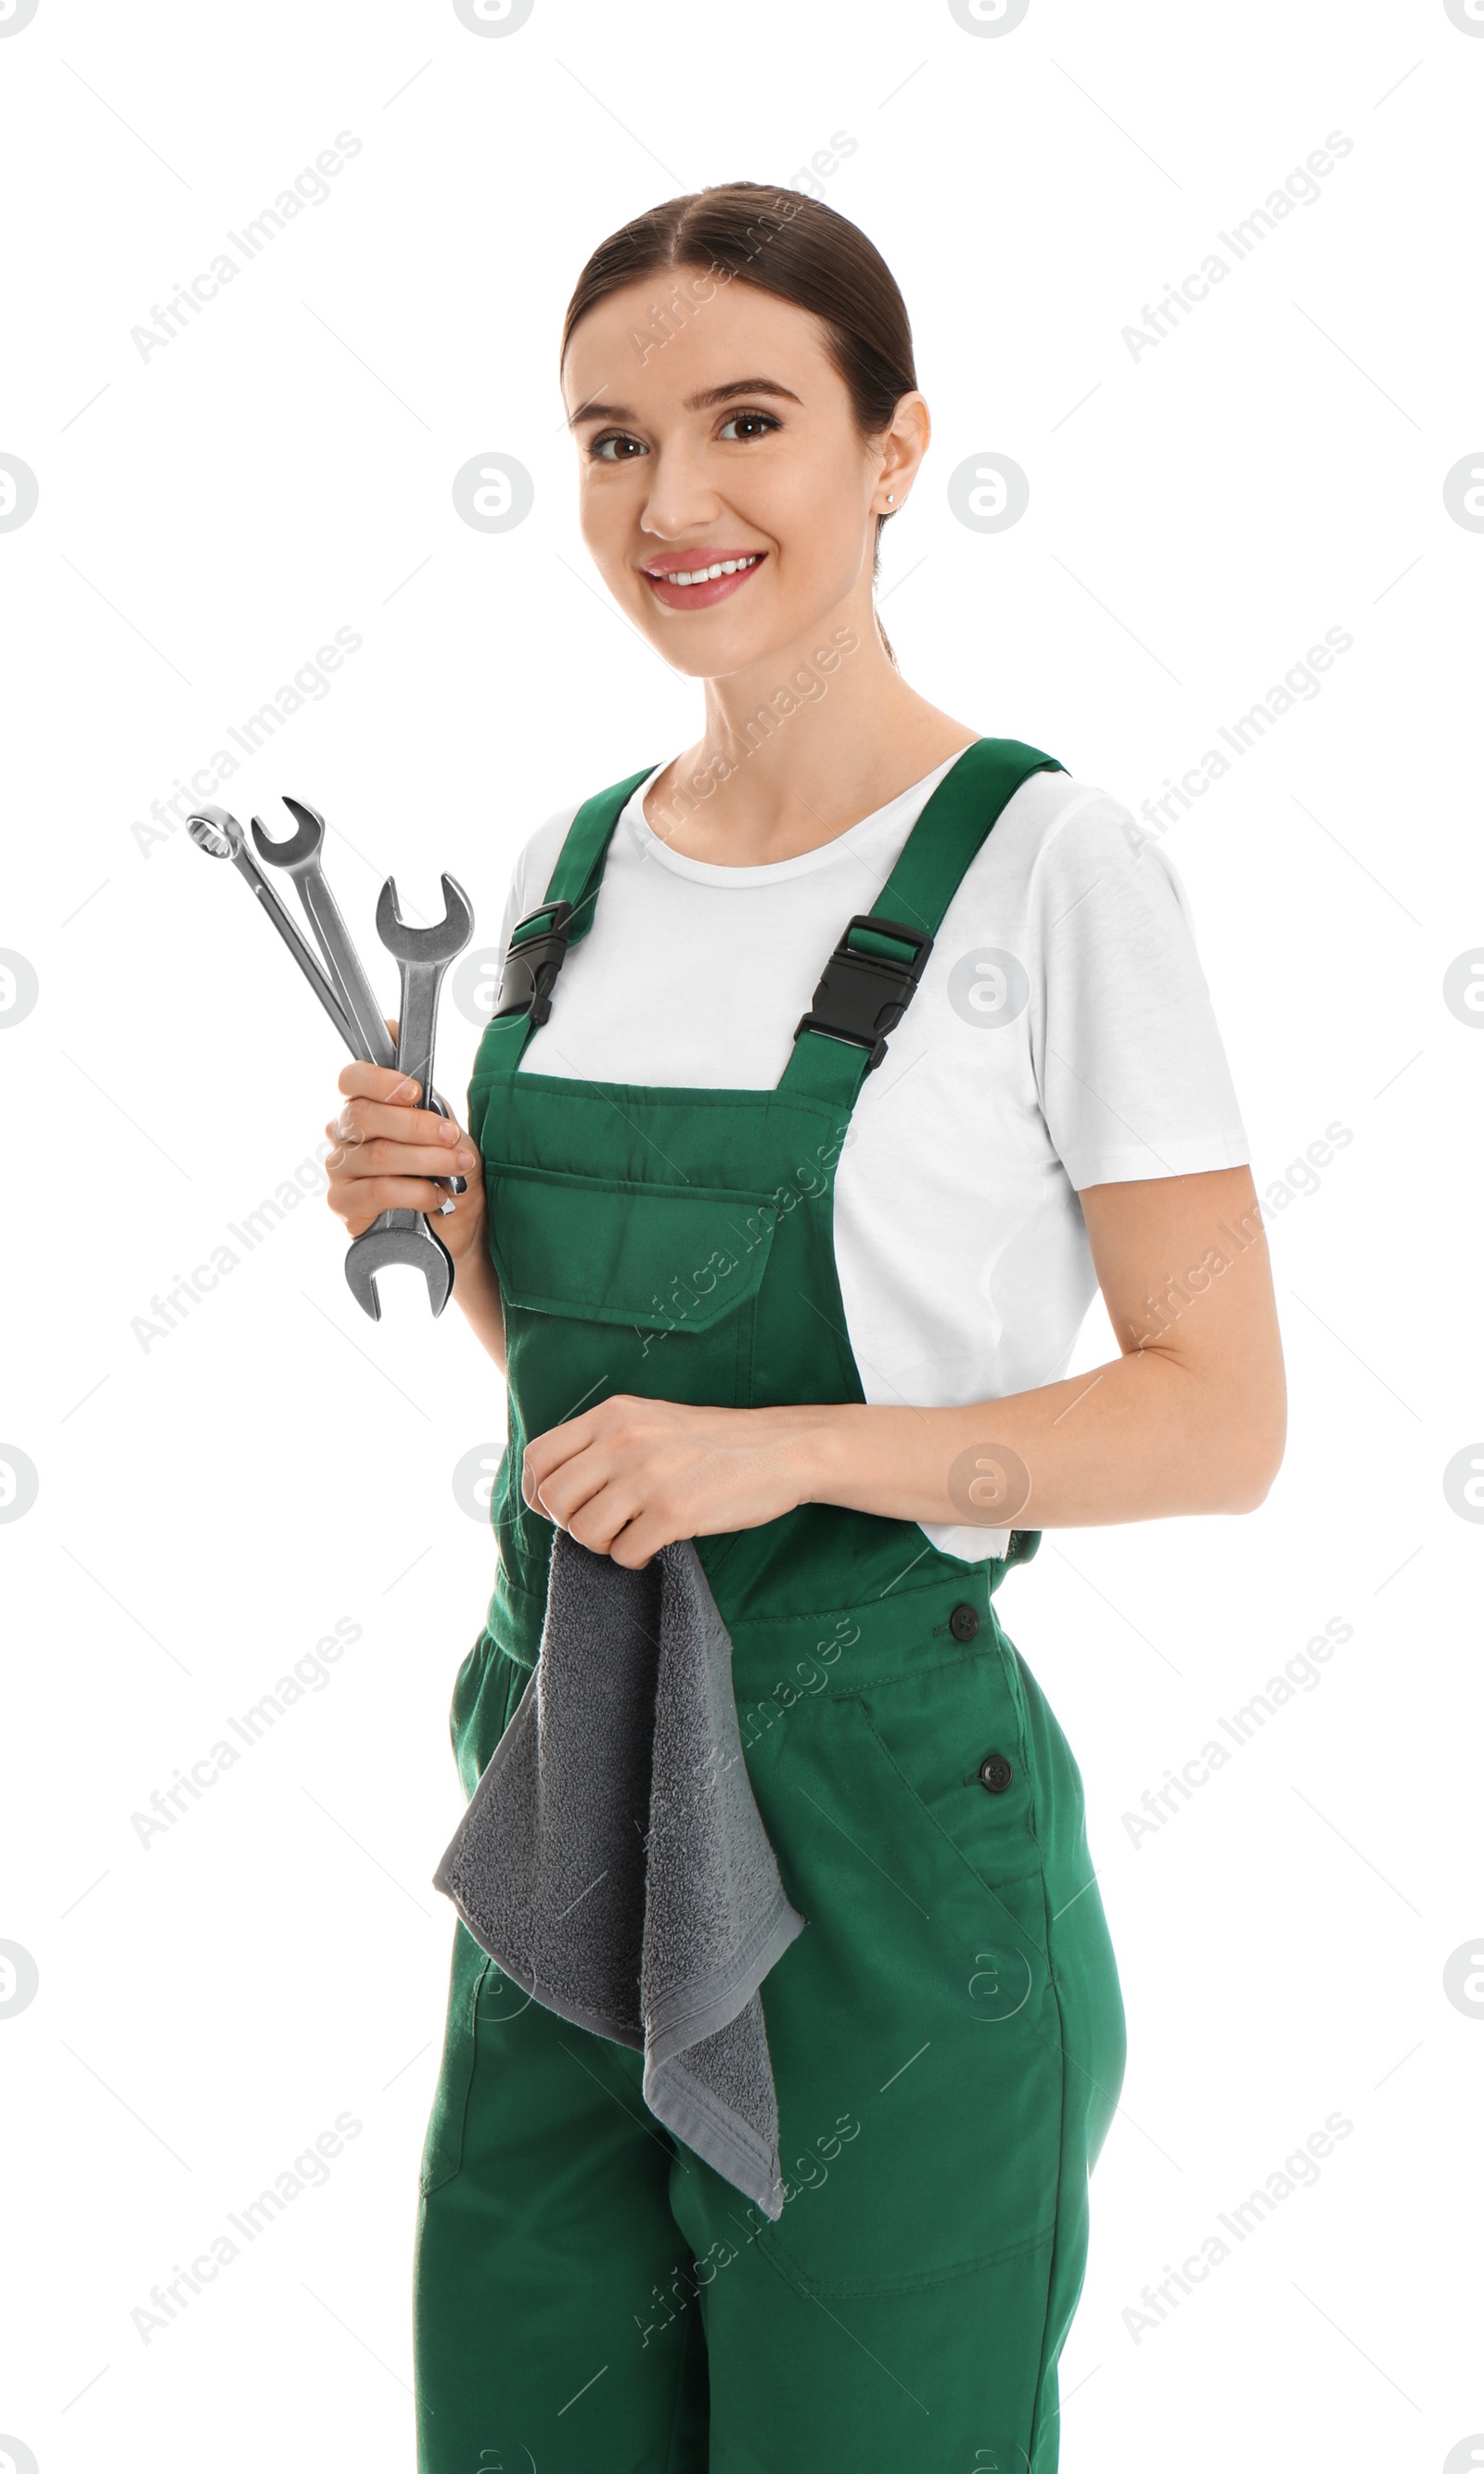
top-left (561, 269), bottom-right (923, 682)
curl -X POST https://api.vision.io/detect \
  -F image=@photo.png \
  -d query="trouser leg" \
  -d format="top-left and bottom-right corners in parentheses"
top-left (412, 1922), bottom-right (710, 2472)
top-left (658, 1632), bottom-right (1128, 2472)
top-left (415, 1618), bottom-right (1124, 2472)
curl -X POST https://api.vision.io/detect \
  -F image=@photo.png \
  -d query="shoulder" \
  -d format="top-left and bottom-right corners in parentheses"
top-left (960, 763), bottom-right (1249, 1179)
top-left (498, 761), bottom-right (663, 933)
top-left (493, 796), bottom-right (588, 947)
top-left (968, 764), bottom-right (1199, 929)
top-left (504, 800), bottom-right (580, 914)
top-left (990, 764), bottom-right (1150, 870)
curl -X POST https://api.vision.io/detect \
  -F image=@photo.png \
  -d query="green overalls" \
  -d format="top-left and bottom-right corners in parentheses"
top-left (413, 737), bottom-right (1127, 2474)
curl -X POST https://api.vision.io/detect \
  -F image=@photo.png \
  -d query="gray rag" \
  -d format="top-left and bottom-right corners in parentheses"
top-left (431, 1531), bottom-right (807, 2221)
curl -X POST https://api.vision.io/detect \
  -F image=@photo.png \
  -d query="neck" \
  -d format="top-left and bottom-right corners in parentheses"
top-left (643, 592), bottom-right (979, 866)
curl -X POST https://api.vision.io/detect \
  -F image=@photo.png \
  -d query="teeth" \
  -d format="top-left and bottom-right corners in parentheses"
top-left (656, 555), bottom-right (759, 588)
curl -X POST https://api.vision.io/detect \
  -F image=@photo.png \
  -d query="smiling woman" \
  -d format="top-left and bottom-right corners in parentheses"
top-left (320, 180), bottom-right (1286, 2474)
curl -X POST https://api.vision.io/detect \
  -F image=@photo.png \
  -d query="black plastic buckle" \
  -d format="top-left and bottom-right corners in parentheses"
top-left (793, 913), bottom-right (935, 1070)
top-left (492, 899), bottom-right (573, 1027)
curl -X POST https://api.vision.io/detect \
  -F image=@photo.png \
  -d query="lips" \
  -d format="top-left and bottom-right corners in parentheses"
top-left (640, 550), bottom-right (767, 611)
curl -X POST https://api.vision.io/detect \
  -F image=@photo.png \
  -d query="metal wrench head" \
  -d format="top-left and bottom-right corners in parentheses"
top-left (374, 874), bottom-right (475, 963)
top-left (249, 795), bottom-right (326, 869)
top-left (187, 802), bottom-right (362, 1051)
top-left (187, 804), bottom-right (247, 859)
top-left (245, 795), bottom-right (397, 1071)
top-left (343, 1213), bottom-right (454, 1321)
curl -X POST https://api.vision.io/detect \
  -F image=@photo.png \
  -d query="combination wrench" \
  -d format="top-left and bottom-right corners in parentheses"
top-left (186, 805), bottom-right (359, 1051)
top-left (245, 795), bottom-right (466, 1157)
top-left (187, 795), bottom-right (475, 1309)
top-left (249, 797), bottom-right (399, 1072)
top-left (343, 875), bottom-right (475, 1321)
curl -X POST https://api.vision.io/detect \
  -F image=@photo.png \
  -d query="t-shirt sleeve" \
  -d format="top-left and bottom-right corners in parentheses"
top-left (1028, 790), bottom-right (1251, 1189)
top-left (491, 802), bottom-right (582, 1005)
top-left (494, 865), bottom-right (523, 956)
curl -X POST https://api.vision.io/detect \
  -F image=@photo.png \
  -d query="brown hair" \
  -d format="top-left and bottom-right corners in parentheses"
top-left (560, 182), bottom-right (916, 664)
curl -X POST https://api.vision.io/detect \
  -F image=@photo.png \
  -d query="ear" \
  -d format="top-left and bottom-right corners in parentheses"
top-left (872, 389), bottom-right (930, 510)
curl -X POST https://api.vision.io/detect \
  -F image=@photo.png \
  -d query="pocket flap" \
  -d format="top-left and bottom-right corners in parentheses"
top-left (487, 1167), bottom-right (778, 1332)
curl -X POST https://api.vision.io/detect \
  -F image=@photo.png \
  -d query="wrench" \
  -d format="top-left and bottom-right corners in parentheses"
top-left (190, 792), bottom-right (466, 1206)
top-left (249, 790), bottom-right (466, 1191)
top-left (343, 872), bottom-right (475, 1322)
top-left (249, 797), bottom-right (399, 1072)
top-left (186, 805), bottom-right (360, 1051)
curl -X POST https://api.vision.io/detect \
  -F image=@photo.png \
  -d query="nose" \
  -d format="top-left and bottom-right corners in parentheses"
top-left (633, 438), bottom-right (726, 543)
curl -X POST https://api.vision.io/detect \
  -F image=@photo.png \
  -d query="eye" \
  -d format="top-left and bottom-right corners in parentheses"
top-left (588, 431), bottom-right (647, 462)
top-left (717, 409), bottom-right (781, 443)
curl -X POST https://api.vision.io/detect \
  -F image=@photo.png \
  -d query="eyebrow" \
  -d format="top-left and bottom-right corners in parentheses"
top-left (567, 376), bottom-right (803, 429)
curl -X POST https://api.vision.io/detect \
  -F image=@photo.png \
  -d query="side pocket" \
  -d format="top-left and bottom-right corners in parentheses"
top-left (854, 1647), bottom-right (1043, 1895)
top-left (419, 1925), bottom-right (494, 2197)
top-left (452, 1637), bottom-right (536, 1808)
top-left (747, 1687), bottom-right (1065, 2291)
top-left (989, 1606), bottom-right (1034, 1763)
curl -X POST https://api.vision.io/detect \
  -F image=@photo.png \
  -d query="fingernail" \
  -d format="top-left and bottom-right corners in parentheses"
top-left (455, 1148), bottom-right (475, 1169)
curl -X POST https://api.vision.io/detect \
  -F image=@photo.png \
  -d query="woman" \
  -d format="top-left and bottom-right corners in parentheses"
top-left (326, 184), bottom-right (1285, 2474)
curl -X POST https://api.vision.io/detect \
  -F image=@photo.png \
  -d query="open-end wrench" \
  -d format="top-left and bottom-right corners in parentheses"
top-left (191, 792), bottom-right (465, 1200)
top-left (249, 797), bottom-right (399, 1073)
top-left (186, 805), bottom-right (360, 1051)
top-left (343, 873), bottom-right (475, 1322)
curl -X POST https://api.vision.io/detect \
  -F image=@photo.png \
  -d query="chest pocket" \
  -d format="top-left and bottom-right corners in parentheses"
top-left (484, 1167), bottom-right (780, 1416)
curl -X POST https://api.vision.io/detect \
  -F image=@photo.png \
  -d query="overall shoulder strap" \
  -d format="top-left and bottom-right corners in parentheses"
top-left (778, 737), bottom-right (1063, 1107)
top-left (480, 763), bottom-right (656, 1065)
top-left (542, 764), bottom-right (656, 944)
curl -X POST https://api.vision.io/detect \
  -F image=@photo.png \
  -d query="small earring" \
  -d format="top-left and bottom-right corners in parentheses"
top-left (885, 493), bottom-right (896, 506)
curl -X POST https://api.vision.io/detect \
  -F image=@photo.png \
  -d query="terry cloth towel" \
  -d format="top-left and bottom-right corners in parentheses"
top-left (431, 1530), bottom-right (807, 2221)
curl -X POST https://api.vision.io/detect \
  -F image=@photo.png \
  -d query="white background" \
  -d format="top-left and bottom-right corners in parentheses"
top-left (1, 1), bottom-right (1480, 2468)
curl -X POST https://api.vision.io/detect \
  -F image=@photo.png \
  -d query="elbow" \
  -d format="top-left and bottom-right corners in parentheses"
top-left (1223, 1454), bottom-right (1283, 1514)
top-left (1213, 1397), bottom-right (1287, 1514)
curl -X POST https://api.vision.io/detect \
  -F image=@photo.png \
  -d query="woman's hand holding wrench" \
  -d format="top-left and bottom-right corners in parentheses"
top-left (323, 1041), bottom-right (507, 1365)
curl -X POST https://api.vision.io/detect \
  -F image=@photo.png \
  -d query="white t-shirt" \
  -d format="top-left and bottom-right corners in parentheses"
top-left (493, 748), bottom-right (1250, 1560)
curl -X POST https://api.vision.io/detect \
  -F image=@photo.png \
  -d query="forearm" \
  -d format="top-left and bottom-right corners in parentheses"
top-left (775, 1340), bottom-right (1285, 1532)
top-left (518, 1169), bottom-right (1286, 1565)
